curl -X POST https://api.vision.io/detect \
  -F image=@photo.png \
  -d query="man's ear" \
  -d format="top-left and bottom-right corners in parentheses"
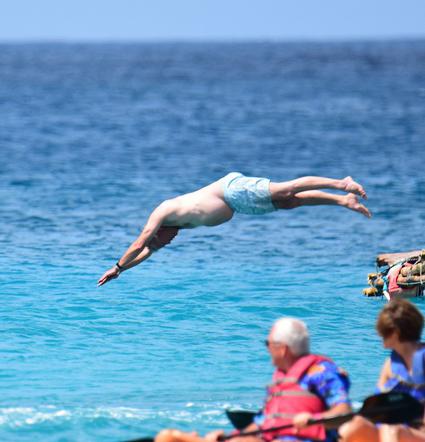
top-left (280, 344), bottom-right (289, 358)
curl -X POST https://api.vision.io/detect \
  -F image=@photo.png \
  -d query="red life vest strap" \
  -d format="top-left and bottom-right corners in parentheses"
top-left (271, 354), bottom-right (331, 386)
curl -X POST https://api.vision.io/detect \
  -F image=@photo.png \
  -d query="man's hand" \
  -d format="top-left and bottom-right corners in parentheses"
top-left (97, 266), bottom-right (120, 287)
top-left (292, 412), bottom-right (313, 429)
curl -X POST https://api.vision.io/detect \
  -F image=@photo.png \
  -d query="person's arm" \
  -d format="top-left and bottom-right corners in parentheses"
top-left (320, 402), bottom-right (352, 429)
top-left (293, 363), bottom-right (352, 429)
top-left (97, 245), bottom-right (155, 287)
top-left (97, 201), bottom-right (174, 286)
top-left (122, 246), bottom-right (154, 270)
top-left (117, 202), bottom-right (172, 269)
top-left (292, 402), bottom-right (351, 429)
top-left (377, 358), bottom-right (391, 391)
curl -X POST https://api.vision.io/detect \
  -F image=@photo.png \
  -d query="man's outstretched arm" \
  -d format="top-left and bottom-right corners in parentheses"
top-left (97, 202), bottom-right (175, 286)
top-left (121, 246), bottom-right (154, 270)
top-left (97, 246), bottom-right (154, 287)
top-left (117, 210), bottom-right (165, 268)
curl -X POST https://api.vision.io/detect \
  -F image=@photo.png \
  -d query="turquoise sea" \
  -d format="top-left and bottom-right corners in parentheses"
top-left (1, 41), bottom-right (425, 441)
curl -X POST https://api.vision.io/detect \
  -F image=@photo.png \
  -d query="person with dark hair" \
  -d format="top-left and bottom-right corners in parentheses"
top-left (339, 299), bottom-right (425, 442)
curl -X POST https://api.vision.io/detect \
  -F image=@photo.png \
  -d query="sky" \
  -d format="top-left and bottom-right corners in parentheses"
top-left (0, 0), bottom-right (424, 42)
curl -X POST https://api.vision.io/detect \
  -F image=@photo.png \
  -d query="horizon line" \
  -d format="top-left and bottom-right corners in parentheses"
top-left (0, 35), bottom-right (425, 45)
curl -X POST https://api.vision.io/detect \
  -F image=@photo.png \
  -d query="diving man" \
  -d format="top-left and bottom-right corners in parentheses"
top-left (98, 173), bottom-right (370, 286)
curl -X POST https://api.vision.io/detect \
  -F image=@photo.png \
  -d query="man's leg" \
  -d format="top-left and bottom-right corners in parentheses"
top-left (378, 425), bottom-right (425, 442)
top-left (155, 430), bottom-right (262, 442)
top-left (273, 190), bottom-right (371, 218)
top-left (339, 416), bottom-right (379, 442)
top-left (156, 430), bottom-right (203, 442)
top-left (269, 176), bottom-right (367, 200)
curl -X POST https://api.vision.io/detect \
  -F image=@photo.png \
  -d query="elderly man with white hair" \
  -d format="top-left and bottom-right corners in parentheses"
top-left (154, 317), bottom-right (351, 442)
top-left (256, 317), bottom-right (351, 442)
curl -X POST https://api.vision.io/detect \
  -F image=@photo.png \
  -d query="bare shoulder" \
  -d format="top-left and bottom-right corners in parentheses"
top-left (151, 198), bottom-right (181, 219)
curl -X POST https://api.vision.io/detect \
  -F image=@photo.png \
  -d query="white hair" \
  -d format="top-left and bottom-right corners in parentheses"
top-left (271, 317), bottom-right (310, 357)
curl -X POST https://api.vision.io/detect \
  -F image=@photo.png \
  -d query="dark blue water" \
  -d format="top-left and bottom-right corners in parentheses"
top-left (1, 41), bottom-right (425, 441)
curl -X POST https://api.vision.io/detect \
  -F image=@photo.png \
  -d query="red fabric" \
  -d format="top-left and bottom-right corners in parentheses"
top-left (387, 263), bottom-right (419, 298)
top-left (262, 355), bottom-right (329, 441)
top-left (387, 264), bottom-right (405, 293)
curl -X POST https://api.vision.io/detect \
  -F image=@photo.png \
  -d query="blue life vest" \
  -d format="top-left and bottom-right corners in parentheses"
top-left (381, 345), bottom-right (425, 403)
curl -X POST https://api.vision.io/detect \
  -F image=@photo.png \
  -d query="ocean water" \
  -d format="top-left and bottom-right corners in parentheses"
top-left (1, 41), bottom-right (425, 441)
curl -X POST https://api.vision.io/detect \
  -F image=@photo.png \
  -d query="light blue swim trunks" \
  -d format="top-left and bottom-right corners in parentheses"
top-left (221, 172), bottom-right (277, 215)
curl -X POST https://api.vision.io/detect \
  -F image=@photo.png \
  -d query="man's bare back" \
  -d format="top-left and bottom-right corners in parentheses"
top-left (161, 180), bottom-right (234, 228)
top-left (98, 173), bottom-right (370, 286)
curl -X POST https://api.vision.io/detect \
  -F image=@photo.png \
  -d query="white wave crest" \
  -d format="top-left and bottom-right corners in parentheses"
top-left (0, 402), bottom-right (256, 429)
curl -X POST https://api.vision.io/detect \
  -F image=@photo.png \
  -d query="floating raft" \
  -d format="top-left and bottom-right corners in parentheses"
top-left (363, 250), bottom-right (425, 301)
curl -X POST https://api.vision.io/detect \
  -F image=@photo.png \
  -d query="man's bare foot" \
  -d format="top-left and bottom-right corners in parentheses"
top-left (344, 193), bottom-right (371, 218)
top-left (342, 176), bottom-right (367, 199)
